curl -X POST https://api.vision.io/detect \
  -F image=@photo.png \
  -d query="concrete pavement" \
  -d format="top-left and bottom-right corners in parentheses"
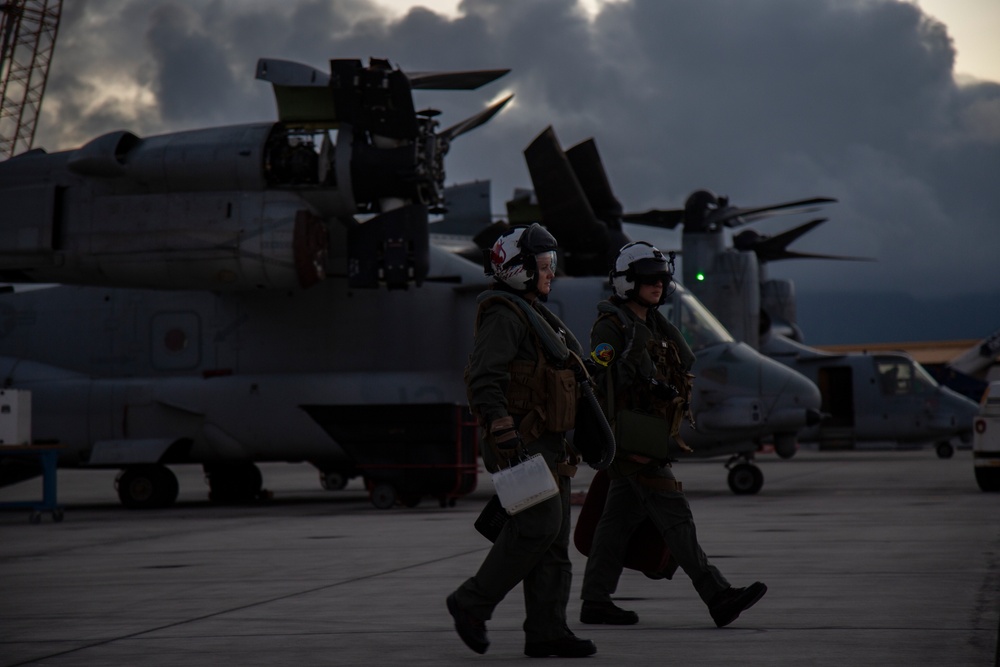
top-left (1, 448), bottom-right (997, 666)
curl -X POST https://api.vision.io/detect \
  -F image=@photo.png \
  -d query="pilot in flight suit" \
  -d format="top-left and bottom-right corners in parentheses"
top-left (579, 241), bottom-right (768, 628)
top-left (446, 224), bottom-right (596, 659)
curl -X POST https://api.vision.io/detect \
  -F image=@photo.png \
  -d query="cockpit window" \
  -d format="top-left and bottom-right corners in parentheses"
top-left (875, 356), bottom-right (937, 396)
top-left (662, 286), bottom-right (734, 351)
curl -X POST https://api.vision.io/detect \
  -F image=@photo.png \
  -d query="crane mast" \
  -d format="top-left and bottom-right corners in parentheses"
top-left (0, 0), bottom-right (61, 159)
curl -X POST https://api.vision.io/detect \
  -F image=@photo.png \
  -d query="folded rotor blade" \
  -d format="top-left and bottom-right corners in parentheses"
top-left (565, 139), bottom-right (623, 224)
top-left (255, 58), bottom-right (329, 86)
top-left (716, 197), bottom-right (838, 228)
top-left (523, 128), bottom-right (612, 276)
top-left (408, 69), bottom-right (510, 90)
top-left (439, 94), bottom-right (513, 142)
top-left (733, 219), bottom-right (873, 263)
top-left (621, 208), bottom-right (685, 229)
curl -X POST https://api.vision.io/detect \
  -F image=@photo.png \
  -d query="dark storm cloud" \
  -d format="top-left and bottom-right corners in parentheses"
top-left (32, 0), bottom-right (1000, 301)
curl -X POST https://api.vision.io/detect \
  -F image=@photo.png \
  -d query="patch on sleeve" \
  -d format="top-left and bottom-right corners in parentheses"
top-left (591, 343), bottom-right (615, 367)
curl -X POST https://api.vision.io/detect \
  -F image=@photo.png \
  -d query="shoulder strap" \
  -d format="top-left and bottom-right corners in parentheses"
top-left (594, 299), bottom-right (642, 362)
top-left (476, 291), bottom-right (570, 363)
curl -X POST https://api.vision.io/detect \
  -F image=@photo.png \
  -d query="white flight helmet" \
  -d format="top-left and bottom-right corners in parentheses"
top-left (610, 241), bottom-right (672, 305)
top-left (487, 223), bottom-right (558, 292)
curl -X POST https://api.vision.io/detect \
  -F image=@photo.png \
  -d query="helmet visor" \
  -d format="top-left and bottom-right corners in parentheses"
top-left (535, 251), bottom-right (557, 274)
top-left (631, 257), bottom-right (670, 283)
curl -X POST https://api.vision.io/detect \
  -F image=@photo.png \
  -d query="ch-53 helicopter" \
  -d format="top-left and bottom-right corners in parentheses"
top-left (448, 127), bottom-right (825, 494)
top-left (622, 185), bottom-right (979, 458)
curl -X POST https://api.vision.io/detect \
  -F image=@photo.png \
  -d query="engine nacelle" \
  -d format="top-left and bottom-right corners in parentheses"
top-left (0, 123), bottom-right (432, 290)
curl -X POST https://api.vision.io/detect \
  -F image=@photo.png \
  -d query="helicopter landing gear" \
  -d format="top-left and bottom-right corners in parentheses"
top-left (204, 462), bottom-right (264, 503)
top-left (935, 441), bottom-right (955, 459)
top-left (370, 483), bottom-right (397, 509)
top-left (725, 455), bottom-right (764, 495)
top-left (319, 470), bottom-right (349, 491)
top-left (115, 464), bottom-right (179, 509)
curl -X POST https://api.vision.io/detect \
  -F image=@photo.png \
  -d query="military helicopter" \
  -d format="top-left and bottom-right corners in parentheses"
top-left (460, 127), bottom-right (826, 494)
top-left (0, 56), bottom-right (515, 509)
top-left (623, 189), bottom-right (980, 458)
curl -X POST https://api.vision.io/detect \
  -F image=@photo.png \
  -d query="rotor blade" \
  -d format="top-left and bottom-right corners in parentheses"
top-left (255, 58), bottom-right (329, 86)
top-left (621, 208), bottom-right (685, 229)
top-left (565, 139), bottom-right (623, 224)
top-left (733, 219), bottom-right (873, 263)
top-left (408, 69), bottom-right (510, 90)
top-left (524, 127), bottom-right (595, 231)
top-left (439, 94), bottom-right (513, 141)
top-left (716, 197), bottom-right (838, 228)
top-left (564, 137), bottom-right (632, 253)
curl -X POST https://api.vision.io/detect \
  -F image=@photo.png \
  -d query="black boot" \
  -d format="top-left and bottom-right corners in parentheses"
top-left (709, 582), bottom-right (767, 628)
top-left (524, 631), bottom-right (597, 658)
top-left (580, 600), bottom-right (639, 625)
top-left (447, 593), bottom-right (489, 654)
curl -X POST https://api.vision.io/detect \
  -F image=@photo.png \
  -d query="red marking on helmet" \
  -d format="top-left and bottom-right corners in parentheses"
top-left (491, 244), bottom-right (507, 267)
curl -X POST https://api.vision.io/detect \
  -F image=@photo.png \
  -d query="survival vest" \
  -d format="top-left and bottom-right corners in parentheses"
top-left (466, 291), bottom-right (582, 442)
top-left (594, 300), bottom-right (695, 439)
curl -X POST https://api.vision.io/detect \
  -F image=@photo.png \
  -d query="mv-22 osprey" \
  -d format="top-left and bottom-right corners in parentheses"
top-left (455, 126), bottom-right (826, 495)
top-left (0, 58), bottom-right (828, 507)
top-left (622, 183), bottom-right (979, 458)
top-left (504, 125), bottom-right (976, 487)
top-left (0, 57), bottom-right (516, 508)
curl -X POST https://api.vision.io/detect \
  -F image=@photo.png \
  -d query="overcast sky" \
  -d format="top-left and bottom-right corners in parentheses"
top-left (32, 0), bottom-right (1000, 305)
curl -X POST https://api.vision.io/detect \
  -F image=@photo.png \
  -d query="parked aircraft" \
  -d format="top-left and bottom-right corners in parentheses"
top-left (472, 127), bottom-right (828, 494)
top-left (0, 55), bottom-right (816, 506)
top-left (0, 56), bottom-right (516, 508)
top-left (622, 189), bottom-right (979, 458)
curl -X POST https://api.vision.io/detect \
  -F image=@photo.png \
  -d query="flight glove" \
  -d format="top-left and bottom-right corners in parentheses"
top-left (489, 416), bottom-right (523, 462)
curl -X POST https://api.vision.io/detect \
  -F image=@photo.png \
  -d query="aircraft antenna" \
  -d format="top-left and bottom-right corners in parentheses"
top-left (0, 0), bottom-right (62, 159)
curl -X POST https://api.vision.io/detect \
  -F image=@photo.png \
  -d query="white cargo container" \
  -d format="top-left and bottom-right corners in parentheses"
top-left (0, 389), bottom-right (31, 446)
top-left (973, 381), bottom-right (1000, 492)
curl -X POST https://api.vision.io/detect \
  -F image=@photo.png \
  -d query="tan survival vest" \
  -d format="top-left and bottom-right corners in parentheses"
top-left (467, 294), bottom-right (579, 443)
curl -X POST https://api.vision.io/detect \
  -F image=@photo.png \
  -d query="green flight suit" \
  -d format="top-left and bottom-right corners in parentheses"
top-left (452, 288), bottom-right (582, 644)
top-left (581, 298), bottom-right (731, 607)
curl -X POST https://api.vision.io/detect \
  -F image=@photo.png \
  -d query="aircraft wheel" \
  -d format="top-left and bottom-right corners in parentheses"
top-left (205, 463), bottom-right (263, 503)
top-left (371, 484), bottom-right (397, 509)
top-left (935, 442), bottom-right (955, 459)
top-left (320, 471), bottom-right (348, 491)
top-left (727, 463), bottom-right (764, 495)
top-left (975, 467), bottom-right (1000, 492)
top-left (116, 465), bottom-right (179, 509)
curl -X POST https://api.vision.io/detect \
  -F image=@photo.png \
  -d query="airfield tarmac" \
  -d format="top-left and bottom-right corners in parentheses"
top-left (0, 447), bottom-right (997, 666)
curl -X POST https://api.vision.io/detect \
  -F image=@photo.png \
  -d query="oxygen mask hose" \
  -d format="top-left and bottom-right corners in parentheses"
top-left (579, 378), bottom-right (616, 470)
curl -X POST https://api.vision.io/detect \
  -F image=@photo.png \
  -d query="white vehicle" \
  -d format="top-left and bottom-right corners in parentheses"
top-left (973, 381), bottom-right (1000, 492)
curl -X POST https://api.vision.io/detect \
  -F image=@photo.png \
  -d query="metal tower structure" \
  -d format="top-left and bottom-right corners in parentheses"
top-left (0, 0), bottom-right (62, 160)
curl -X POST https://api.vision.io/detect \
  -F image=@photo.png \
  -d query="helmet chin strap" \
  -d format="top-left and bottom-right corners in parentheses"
top-left (629, 293), bottom-right (659, 309)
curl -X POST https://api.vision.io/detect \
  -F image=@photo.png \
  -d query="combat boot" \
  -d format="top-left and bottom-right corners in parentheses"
top-left (447, 593), bottom-right (489, 654)
top-left (580, 600), bottom-right (639, 625)
top-left (708, 581), bottom-right (767, 628)
top-left (524, 631), bottom-right (597, 658)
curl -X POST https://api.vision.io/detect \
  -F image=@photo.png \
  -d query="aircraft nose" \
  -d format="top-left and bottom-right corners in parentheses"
top-left (751, 345), bottom-right (822, 429)
top-left (930, 387), bottom-right (980, 434)
top-left (693, 342), bottom-right (821, 433)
